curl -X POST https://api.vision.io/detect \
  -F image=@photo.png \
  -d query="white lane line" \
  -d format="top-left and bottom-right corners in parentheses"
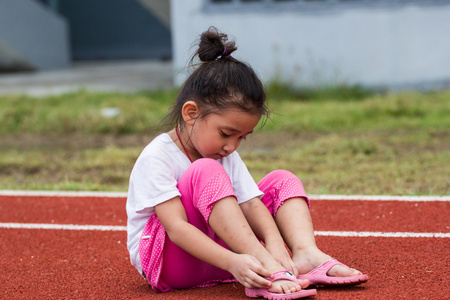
top-left (309, 194), bottom-right (450, 202)
top-left (1, 223), bottom-right (448, 238)
top-left (0, 190), bottom-right (449, 201)
top-left (0, 223), bottom-right (127, 231)
top-left (314, 231), bottom-right (450, 238)
top-left (0, 190), bottom-right (127, 198)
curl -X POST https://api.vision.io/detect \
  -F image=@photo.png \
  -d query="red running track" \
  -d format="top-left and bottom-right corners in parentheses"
top-left (0, 194), bottom-right (449, 299)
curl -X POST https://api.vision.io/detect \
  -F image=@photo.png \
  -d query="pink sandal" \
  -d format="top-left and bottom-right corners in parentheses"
top-left (297, 258), bottom-right (369, 286)
top-left (245, 271), bottom-right (317, 299)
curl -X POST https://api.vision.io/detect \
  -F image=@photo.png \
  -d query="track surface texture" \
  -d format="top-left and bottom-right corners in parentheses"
top-left (1, 193), bottom-right (448, 299)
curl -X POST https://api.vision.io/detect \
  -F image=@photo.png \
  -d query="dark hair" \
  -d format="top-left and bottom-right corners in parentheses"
top-left (163, 26), bottom-right (269, 131)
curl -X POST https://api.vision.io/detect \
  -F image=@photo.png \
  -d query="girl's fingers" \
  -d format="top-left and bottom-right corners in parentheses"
top-left (249, 274), bottom-right (272, 288)
top-left (254, 265), bottom-right (272, 279)
top-left (238, 273), bottom-right (270, 289)
top-left (288, 261), bottom-right (299, 277)
top-left (280, 258), bottom-right (299, 277)
top-left (248, 264), bottom-right (272, 288)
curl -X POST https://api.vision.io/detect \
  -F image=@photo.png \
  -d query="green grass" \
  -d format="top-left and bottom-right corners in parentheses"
top-left (264, 90), bottom-right (450, 132)
top-left (0, 86), bottom-right (448, 195)
top-left (0, 89), bottom-right (177, 135)
top-left (239, 129), bottom-right (448, 195)
top-left (1, 88), bottom-right (448, 135)
top-left (0, 145), bottom-right (139, 191)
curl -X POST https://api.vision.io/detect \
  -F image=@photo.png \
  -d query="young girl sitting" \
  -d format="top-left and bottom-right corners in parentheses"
top-left (126, 27), bottom-right (368, 299)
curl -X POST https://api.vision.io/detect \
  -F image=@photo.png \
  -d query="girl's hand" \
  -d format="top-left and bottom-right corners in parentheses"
top-left (228, 253), bottom-right (273, 289)
top-left (265, 243), bottom-right (298, 277)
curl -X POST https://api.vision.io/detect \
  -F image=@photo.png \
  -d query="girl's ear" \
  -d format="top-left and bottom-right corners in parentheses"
top-left (182, 101), bottom-right (200, 125)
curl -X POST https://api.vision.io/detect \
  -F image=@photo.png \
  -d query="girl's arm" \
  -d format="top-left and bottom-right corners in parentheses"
top-left (239, 198), bottom-right (298, 276)
top-left (154, 196), bottom-right (272, 288)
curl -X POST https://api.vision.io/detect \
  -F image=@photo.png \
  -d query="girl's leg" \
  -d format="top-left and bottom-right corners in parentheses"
top-left (161, 159), bottom-right (302, 293)
top-left (159, 159), bottom-right (236, 289)
top-left (258, 170), bottom-right (363, 277)
top-left (276, 197), bottom-right (362, 277)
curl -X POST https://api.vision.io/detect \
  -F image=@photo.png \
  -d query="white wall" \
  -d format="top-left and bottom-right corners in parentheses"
top-left (170, 0), bottom-right (450, 89)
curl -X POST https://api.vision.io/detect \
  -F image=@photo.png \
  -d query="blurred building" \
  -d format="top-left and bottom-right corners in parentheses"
top-left (172, 0), bottom-right (450, 90)
top-left (1, 0), bottom-right (449, 90)
top-left (0, 0), bottom-right (170, 71)
top-left (0, 0), bottom-right (70, 71)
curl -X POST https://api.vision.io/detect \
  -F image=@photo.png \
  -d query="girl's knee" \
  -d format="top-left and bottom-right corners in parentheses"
top-left (258, 169), bottom-right (309, 214)
top-left (179, 158), bottom-right (236, 223)
top-left (188, 158), bottom-right (226, 176)
top-left (267, 169), bottom-right (298, 182)
top-left (260, 169), bottom-right (303, 189)
top-left (191, 157), bottom-right (221, 168)
top-left (181, 158), bottom-right (228, 189)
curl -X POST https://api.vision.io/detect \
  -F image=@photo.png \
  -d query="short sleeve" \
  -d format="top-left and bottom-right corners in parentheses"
top-left (128, 150), bottom-right (182, 214)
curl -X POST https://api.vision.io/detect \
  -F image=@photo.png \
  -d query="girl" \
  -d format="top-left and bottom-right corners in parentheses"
top-left (126, 27), bottom-right (368, 299)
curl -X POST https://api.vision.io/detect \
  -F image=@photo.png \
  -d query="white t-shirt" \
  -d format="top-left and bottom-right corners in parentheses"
top-left (126, 133), bottom-right (263, 274)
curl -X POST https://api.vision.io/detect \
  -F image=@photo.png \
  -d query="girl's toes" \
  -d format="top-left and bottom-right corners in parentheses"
top-left (280, 283), bottom-right (291, 294)
top-left (268, 284), bottom-right (283, 294)
top-left (288, 285), bottom-right (298, 293)
top-left (298, 279), bottom-right (310, 288)
top-left (293, 284), bottom-right (302, 292)
top-left (329, 265), bottom-right (362, 277)
top-left (344, 267), bottom-right (363, 276)
top-left (278, 282), bottom-right (298, 294)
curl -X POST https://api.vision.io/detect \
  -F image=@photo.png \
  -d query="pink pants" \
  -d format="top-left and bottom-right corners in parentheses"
top-left (139, 158), bottom-right (309, 292)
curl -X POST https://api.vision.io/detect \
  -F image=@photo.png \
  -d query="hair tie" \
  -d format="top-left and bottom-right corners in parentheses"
top-left (217, 46), bottom-right (233, 60)
top-left (221, 47), bottom-right (227, 57)
top-left (216, 46), bottom-right (234, 60)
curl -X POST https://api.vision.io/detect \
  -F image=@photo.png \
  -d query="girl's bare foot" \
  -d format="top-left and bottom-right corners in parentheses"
top-left (265, 265), bottom-right (308, 294)
top-left (292, 247), bottom-right (363, 277)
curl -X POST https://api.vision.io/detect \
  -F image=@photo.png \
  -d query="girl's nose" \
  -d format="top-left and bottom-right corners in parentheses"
top-left (223, 140), bottom-right (240, 153)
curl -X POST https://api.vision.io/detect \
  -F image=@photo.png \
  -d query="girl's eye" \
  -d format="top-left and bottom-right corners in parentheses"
top-left (220, 131), bottom-right (230, 138)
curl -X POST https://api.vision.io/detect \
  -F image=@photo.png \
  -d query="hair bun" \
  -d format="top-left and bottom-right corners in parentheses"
top-left (196, 26), bottom-right (237, 62)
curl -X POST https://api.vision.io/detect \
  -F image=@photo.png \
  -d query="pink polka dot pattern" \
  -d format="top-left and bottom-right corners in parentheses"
top-left (138, 167), bottom-right (310, 293)
top-left (276, 177), bottom-right (309, 210)
top-left (138, 168), bottom-right (236, 292)
top-left (138, 214), bottom-right (169, 292)
top-left (197, 173), bottom-right (236, 223)
top-left (258, 170), bottom-right (310, 216)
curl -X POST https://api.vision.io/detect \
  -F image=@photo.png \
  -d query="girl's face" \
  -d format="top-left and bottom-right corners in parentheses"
top-left (187, 108), bottom-right (261, 161)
